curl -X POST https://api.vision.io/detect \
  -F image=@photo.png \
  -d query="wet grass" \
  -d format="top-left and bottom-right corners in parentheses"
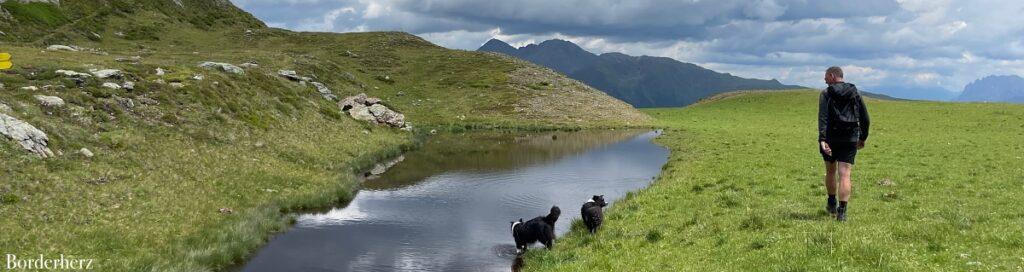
top-left (525, 90), bottom-right (1024, 271)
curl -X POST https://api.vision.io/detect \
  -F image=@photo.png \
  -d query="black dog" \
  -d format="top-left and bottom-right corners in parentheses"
top-left (510, 206), bottom-right (561, 253)
top-left (581, 195), bottom-right (607, 234)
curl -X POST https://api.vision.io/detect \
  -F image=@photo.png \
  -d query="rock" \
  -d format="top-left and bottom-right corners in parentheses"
top-left (192, 74), bottom-right (204, 81)
top-left (0, 83), bottom-right (4, 89)
top-left (218, 207), bottom-right (233, 214)
top-left (429, 129), bottom-right (438, 135)
top-left (0, 103), bottom-right (9, 113)
top-left (79, 148), bottom-right (94, 158)
top-left (34, 95), bottom-right (65, 107)
top-left (123, 81), bottom-right (135, 91)
top-left (137, 97), bottom-right (159, 105)
top-left (46, 45), bottom-right (79, 52)
top-left (115, 56), bottom-right (141, 63)
top-left (170, 82), bottom-right (185, 89)
top-left (198, 62), bottom-right (244, 75)
top-left (339, 93), bottom-right (369, 111)
top-left (278, 70), bottom-right (311, 82)
top-left (239, 62), bottom-right (259, 68)
top-left (396, 91), bottom-right (405, 96)
top-left (364, 97), bottom-right (381, 105)
top-left (155, 68), bottom-right (166, 76)
top-left (20, 86), bottom-right (39, 91)
top-left (114, 31), bottom-right (125, 37)
top-left (102, 82), bottom-right (121, 89)
top-left (0, 113), bottom-right (55, 158)
top-left (369, 163), bottom-right (387, 176)
top-left (310, 82), bottom-right (337, 101)
top-left (348, 104), bottom-right (377, 122)
top-left (55, 69), bottom-right (92, 78)
top-left (114, 96), bottom-right (135, 109)
top-left (154, 79), bottom-right (166, 85)
top-left (878, 178), bottom-right (895, 186)
top-left (91, 69), bottom-right (123, 79)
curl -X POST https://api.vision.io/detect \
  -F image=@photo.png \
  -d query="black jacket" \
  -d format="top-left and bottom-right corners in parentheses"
top-left (818, 82), bottom-right (870, 143)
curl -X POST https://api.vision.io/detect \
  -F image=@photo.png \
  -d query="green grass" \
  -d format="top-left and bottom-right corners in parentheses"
top-left (0, 2), bottom-right (68, 26)
top-left (525, 90), bottom-right (1024, 271)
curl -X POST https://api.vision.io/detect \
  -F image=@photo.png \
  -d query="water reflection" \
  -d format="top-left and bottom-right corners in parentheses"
top-left (242, 130), bottom-right (669, 272)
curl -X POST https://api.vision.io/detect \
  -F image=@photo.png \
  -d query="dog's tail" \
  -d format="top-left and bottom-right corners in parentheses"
top-left (544, 206), bottom-right (561, 225)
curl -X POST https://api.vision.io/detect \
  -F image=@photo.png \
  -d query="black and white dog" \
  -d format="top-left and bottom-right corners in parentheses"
top-left (510, 206), bottom-right (561, 253)
top-left (581, 195), bottom-right (607, 234)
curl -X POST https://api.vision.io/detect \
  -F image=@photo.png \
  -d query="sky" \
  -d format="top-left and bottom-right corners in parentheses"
top-left (230, 0), bottom-right (1024, 100)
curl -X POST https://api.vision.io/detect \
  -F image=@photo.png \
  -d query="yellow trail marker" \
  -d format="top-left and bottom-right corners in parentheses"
top-left (0, 53), bottom-right (11, 70)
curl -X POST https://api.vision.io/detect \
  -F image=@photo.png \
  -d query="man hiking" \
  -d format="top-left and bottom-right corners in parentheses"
top-left (818, 66), bottom-right (870, 222)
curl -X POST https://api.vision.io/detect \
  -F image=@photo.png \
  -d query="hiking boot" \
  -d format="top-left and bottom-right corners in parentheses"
top-left (826, 198), bottom-right (838, 216)
top-left (836, 208), bottom-right (847, 222)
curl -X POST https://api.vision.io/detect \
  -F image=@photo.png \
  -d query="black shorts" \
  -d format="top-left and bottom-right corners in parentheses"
top-left (820, 141), bottom-right (858, 164)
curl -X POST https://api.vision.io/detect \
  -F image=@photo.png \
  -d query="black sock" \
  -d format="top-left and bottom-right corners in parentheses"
top-left (838, 201), bottom-right (848, 212)
top-left (827, 195), bottom-right (837, 206)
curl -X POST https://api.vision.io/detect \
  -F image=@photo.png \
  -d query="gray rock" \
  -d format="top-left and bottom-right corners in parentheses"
top-left (310, 82), bottom-right (338, 101)
top-left (170, 82), bottom-right (185, 89)
top-left (122, 81), bottom-right (135, 91)
top-left (55, 69), bottom-right (92, 78)
top-left (115, 56), bottom-right (141, 63)
top-left (0, 103), bottom-right (10, 113)
top-left (364, 97), bottom-right (381, 105)
top-left (198, 62), bottom-right (244, 75)
top-left (34, 95), bottom-right (65, 107)
top-left (91, 69), bottom-right (123, 79)
top-left (79, 148), bottom-right (94, 158)
top-left (20, 86), bottom-right (39, 91)
top-left (137, 97), bottom-right (159, 105)
top-left (278, 70), bottom-right (312, 82)
top-left (0, 113), bottom-right (54, 158)
top-left (239, 62), bottom-right (259, 68)
top-left (368, 104), bottom-right (389, 117)
top-left (348, 104), bottom-right (377, 123)
top-left (102, 82), bottom-right (121, 89)
top-left (155, 68), bottom-right (166, 76)
top-left (114, 96), bottom-right (135, 109)
top-left (192, 74), bottom-right (204, 81)
top-left (46, 45), bottom-right (78, 52)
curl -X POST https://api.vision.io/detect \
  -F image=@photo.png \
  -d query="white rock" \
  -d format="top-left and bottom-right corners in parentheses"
top-left (368, 104), bottom-right (389, 117)
top-left (34, 95), bottom-right (65, 107)
top-left (198, 62), bottom-right (244, 75)
top-left (91, 69), bottom-right (123, 79)
top-left (170, 82), bottom-right (185, 88)
top-left (21, 86), bottom-right (39, 91)
top-left (102, 82), bottom-right (121, 89)
top-left (46, 45), bottom-right (78, 52)
top-left (123, 81), bottom-right (135, 91)
top-left (0, 103), bottom-right (10, 113)
top-left (79, 148), bottom-right (94, 158)
top-left (155, 68), bottom-right (166, 76)
top-left (192, 74), bottom-right (204, 81)
top-left (278, 70), bottom-right (311, 82)
top-left (55, 69), bottom-right (92, 78)
top-left (0, 113), bottom-right (54, 158)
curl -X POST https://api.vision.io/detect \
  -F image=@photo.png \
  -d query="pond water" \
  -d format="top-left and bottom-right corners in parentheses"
top-left (241, 130), bottom-right (669, 272)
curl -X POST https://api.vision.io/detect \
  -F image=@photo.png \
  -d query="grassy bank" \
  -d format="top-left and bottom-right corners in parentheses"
top-left (526, 90), bottom-right (1024, 271)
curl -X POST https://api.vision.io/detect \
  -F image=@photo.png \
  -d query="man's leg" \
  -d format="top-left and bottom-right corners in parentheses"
top-left (836, 162), bottom-right (854, 221)
top-left (824, 161), bottom-right (838, 214)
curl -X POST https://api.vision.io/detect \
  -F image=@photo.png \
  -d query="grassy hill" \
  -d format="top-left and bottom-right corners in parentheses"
top-left (0, 1), bottom-right (647, 271)
top-left (526, 91), bottom-right (1024, 271)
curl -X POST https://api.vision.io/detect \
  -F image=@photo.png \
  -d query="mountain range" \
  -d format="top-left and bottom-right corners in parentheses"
top-left (957, 75), bottom-right (1024, 103)
top-left (479, 39), bottom-right (803, 107)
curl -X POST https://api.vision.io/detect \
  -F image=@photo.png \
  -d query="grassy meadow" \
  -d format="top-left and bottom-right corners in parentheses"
top-left (526, 90), bottom-right (1024, 271)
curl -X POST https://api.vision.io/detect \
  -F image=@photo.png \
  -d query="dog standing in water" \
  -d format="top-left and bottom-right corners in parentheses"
top-left (581, 195), bottom-right (607, 233)
top-left (510, 206), bottom-right (561, 253)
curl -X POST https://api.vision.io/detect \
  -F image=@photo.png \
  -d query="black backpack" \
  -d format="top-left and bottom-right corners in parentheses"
top-left (827, 87), bottom-right (861, 127)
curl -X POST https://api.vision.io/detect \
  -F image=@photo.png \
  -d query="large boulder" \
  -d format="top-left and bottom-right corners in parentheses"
top-left (91, 69), bottom-right (123, 79)
top-left (348, 104), bottom-right (377, 123)
top-left (0, 113), bottom-right (54, 158)
top-left (198, 62), bottom-right (244, 75)
top-left (34, 95), bottom-right (65, 107)
top-left (338, 93), bottom-right (408, 129)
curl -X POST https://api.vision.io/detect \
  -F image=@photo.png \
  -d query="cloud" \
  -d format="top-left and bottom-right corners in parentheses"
top-left (230, 0), bottom-right (1024, 99)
